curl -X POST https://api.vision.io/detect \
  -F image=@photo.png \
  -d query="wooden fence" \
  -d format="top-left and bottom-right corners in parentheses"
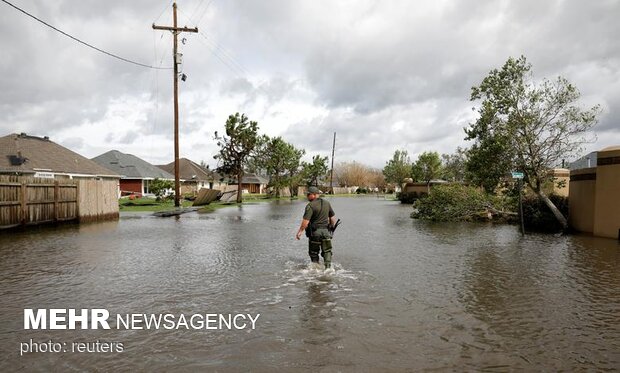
top-left (0, 176), bottom-right (119, 229)
top-left (77, 178), bottom-right (119, 223)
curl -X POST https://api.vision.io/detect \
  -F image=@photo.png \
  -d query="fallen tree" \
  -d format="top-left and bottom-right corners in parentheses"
top-left (411, 184), bottom-right (517, 223)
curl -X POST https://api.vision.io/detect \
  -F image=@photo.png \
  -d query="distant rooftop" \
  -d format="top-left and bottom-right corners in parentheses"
top-left (157, 158), bottom-right (219, 181)
top-left (92, 150), bottom-right (173, 179)
top-left (569, 151), bottom-right (597, 170)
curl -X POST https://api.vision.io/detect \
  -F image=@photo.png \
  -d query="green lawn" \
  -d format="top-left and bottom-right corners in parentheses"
top-left (118, 193), bottom-right (395, 212)
top-left (118, 195), bottom-right (287, 213)
top-left (118, 198), bottom-right (193, 212)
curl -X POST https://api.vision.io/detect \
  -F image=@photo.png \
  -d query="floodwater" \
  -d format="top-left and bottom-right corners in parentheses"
top-left (1, 197), bottom-right (619, 371)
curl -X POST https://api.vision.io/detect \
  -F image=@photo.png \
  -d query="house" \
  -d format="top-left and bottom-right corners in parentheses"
top-left (226, 172), bottom-right (269, 194)
top-left (0, 133), bottom-right (120, 227)
top-left (92, 150), bottom-right (173, 197)
top-left (156, 158), bottom-right (227, 195)
top-left (570, 151), bottom-right (598, 170)
top-left (569, 145), bottom-right (620, 239)
top-left (401, 179), bottom-right (449, 199)
top-left (0, 133), bottom-right (119, 180)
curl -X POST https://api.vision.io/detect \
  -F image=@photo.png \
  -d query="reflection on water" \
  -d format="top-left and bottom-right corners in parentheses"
top-left (1, 197), bottom-right (619, 371)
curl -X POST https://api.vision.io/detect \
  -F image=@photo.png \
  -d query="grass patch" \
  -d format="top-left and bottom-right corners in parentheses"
top-left (120, 193), bottom-right (385, 213)
top-left (119, 198), bottom-right (193, 212)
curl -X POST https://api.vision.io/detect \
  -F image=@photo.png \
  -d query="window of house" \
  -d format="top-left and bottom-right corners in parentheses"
top-left (143, 179), bottom-right (152, 194)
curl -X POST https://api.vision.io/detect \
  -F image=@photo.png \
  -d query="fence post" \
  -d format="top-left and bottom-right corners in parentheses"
top-left (20, 181), bottom-right (27, 226)
top-left (76, 180), bottom-right (80, 222)
top-left (54, 180), bottom-right (59, 222)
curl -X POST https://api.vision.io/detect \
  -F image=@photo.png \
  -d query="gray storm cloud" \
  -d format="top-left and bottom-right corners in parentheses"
top-left (1, 0), bottom-right (618, 166)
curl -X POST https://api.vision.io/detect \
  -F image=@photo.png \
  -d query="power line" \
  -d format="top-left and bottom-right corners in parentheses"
top-left (153, 0), bottom-right (174, 24)
top-left (1, 0), bottom-right (172, 70)
top-left (192, 0), bottom-right (216, 27)
top-left (176, 7), bottom-right (251, 78)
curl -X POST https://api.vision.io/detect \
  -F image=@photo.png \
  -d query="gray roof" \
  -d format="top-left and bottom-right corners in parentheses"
top-left (92, 150), bottom-right (173, 179)
top-left (0, 133), bottom-right (119, 177)
top-left (222, 172), bottom-right (268, 185)
top-left (242, 173), bottom-right (269, 184)
top-left (569, 151), bottom-right (598, 170)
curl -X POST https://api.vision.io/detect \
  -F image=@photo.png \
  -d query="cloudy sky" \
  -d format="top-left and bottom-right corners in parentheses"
top-left (1, 0), bottom-right (618, 169)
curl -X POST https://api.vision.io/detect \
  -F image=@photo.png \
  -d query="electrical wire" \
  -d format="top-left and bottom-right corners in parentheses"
top-left (176, 7), bottom-right (251, 78)
top-left (199, 31), bottom-right (251, 77)
top-left (1, 0), bottom-right (172, 70)
top-left (193, 0), bottom-right (216, 27)
top-left (153, 0), bottom-right (174, 24)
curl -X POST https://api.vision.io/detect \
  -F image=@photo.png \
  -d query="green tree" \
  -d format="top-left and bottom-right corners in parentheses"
top-left (245, 134), bottom-right (269, 176)
top-left (149, 178), bottom-right (173, 201)
top-left (465, 135), bottom-right (513, 193)
top-left (214, 113), bottom-right (260, 203)
top-left (467, 56), bottom-right (600, 230)
top-left (260, 136), bottom-right (305, 198)
top-left (412, 151), bottom-right (443, 192)
top-left (441, 147), bottom-right (468, 182)
top-left (285, 146), bottom-right (306, 197)
top-left (383, 149), bottom-right (412, 185)
top-left (302, 155), bottom-right (329, 187)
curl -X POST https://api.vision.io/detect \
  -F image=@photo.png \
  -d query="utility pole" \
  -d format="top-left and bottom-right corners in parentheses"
top-left (330, 132), bottom-right (336, 194)
top-left (153, 2), bottom-right (198, 207)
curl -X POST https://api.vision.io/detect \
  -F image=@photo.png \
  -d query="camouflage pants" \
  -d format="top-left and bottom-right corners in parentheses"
top-left (308, 228), bottom-right (333, 269)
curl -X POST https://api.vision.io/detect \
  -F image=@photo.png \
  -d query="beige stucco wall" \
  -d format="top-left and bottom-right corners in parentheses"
top-left (569, 168), bottom-right (596, 234)
top-left (593, 147), bottom-right (620, 239)
top-left (402, 183), bottom-right (431, 196)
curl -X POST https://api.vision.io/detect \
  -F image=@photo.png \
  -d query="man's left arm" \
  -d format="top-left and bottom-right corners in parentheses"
top-left (328, 205), bottom-right (336, 226)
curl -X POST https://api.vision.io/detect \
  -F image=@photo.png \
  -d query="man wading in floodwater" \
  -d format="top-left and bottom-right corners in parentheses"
top-left (295, 186), bottom-right (337, 269)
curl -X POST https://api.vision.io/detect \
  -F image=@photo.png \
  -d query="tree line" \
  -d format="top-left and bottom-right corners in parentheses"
top-left (210, 56), bottom-right (599, 230)
top-left (212, 112), bottom-right (392, 202)
top-left (213, 113), bottom-right (337, 203)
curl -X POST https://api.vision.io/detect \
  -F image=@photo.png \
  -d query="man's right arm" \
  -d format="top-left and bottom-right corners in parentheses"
top-left (296, 219), bottom-right (310, 240)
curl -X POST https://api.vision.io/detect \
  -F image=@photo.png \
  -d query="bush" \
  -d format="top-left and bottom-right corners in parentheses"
top-left (522, 194), bottom-right (568, 232)
top-left (411, 184), bottom-right (514, 222)
top-left (150, 178), bottom-right (173, 201)
top-left (398, 191), bottom-right (418, 204)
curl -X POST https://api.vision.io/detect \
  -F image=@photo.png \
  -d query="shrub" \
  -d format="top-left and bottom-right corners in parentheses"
top-left (150, 178), bottom-right (173, 201)
top-left (398, 191), bottom-right (418, 204)
top-left (411, 184), bottom-right (511, 222)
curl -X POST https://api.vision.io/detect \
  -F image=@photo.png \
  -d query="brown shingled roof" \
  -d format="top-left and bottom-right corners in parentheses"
top-left (0, 133), bottom-right (119, 177)
top-left (157, 158), bottom-right (218, 181)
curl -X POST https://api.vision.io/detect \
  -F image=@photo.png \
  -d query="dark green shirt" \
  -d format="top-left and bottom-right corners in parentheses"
top-left (303, 198), bottom-right (335, 229)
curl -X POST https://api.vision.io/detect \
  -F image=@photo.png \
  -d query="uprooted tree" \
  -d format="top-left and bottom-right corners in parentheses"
top-left (466, 56), bottom-right (600, 231)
